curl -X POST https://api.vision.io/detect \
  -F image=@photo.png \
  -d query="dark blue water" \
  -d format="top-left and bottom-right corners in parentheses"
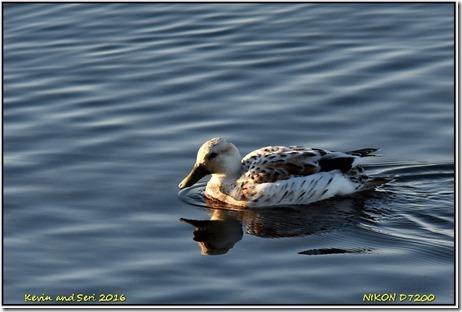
top-left (4, 3), bottom-right (455, 306)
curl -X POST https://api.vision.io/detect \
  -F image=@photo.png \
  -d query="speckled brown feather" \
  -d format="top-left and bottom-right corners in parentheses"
top-left (241, 146), bottom-right (328, 184)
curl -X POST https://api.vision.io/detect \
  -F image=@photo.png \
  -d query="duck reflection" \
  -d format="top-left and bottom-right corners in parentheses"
top-left (181, 194), bottom-right (381, 256)
top-left (181, 210), bottom-right (243, 256)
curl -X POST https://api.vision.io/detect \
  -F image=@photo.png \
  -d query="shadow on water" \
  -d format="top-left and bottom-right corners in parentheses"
top-left (178, 161), bottom-right (454, 256)
top-left (179, 192), bottom-right (384, 256)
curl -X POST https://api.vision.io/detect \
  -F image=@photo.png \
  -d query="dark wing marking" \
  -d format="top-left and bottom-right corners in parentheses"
top-left (318, 147), bottom-right (381, 173)
top-left (318, 157), bottom-right (355, 173)
top-left (346, 148), bottom-right (380, 157)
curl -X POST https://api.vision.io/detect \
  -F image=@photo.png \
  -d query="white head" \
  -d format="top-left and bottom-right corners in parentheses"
top-left (179, 138), bottom-right (242, 189)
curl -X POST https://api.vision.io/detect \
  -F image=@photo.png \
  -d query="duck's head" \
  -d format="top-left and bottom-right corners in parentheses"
top-left (179, 138), bottom-right (242, 189)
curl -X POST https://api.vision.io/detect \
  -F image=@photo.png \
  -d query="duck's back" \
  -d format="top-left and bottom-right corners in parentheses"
top-left (236, 145), bottom-right (382, 207)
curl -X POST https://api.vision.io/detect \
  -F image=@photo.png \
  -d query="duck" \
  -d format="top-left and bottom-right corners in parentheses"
top-left (178, 138), bottom-right (389, 208)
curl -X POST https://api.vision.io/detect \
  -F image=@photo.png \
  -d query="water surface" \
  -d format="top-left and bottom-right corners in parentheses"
top-left (4, 3), bottom-right (455, 306)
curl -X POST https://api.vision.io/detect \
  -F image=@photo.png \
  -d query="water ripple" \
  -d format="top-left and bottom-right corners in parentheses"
top-left (4, 3), bottom-right (454, 305)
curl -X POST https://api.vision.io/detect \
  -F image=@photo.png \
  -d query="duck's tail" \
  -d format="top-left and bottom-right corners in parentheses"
top-left (346, 148), bottom-right (381, 157)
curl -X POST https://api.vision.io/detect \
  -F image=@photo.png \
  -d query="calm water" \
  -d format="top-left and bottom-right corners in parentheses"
top-left (4, 3), bottom-right (455, 306)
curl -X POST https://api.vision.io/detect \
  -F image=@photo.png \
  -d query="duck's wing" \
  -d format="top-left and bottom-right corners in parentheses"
top-left (241, 146), bottom-right (380, 184)
top-left (241, 146), bottom-right (325, 184)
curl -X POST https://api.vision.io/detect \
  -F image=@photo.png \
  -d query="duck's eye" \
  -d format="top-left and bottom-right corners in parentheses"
top-left (208, 152), bottom-right (218, 160)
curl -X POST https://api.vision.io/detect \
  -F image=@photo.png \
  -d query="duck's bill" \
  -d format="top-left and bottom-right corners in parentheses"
top-left (178, 164), bottom-right (210, 189)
